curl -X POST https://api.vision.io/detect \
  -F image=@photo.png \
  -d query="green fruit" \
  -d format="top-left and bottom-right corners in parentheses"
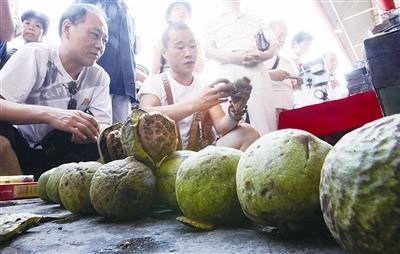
top-left (320, 115), bottom-right (400, 254)
top-left (176, 146), bottom-right (244, 227)
top-left (46, 163), bottom-right (78, 204)
top-left (121, 109), bottom-right (178, 168)
top-left (156, 150), bottom-right (196, 210)
top-left (90, 156), bottom-right (155, 221)
top-left (236, 129), bottom-right (332, 233)
top-left (98, 123), bottom-right (126, 163)
top-left (38, 168), bottom-right (55, 202)
top-left (59, 161), bottom-right (102, 215)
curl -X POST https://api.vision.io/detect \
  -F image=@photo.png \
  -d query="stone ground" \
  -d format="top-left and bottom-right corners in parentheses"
top-left (0, 199), bottom-right (346, 254)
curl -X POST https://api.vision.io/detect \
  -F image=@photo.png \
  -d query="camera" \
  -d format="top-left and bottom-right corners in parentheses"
top-left (299, 58), bottom-right (330, 88)
top-left (298, 58), bottom-right (330, 101)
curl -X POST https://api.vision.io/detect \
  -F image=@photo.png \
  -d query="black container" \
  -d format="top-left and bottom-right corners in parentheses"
top-left (345, 66), bottom-right (373, 95)
top-left (364, 30), bottom-right (400, 115)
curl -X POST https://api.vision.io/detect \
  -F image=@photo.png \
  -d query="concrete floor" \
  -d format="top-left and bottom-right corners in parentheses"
top-left (0, 199), bottom-right (346, 254)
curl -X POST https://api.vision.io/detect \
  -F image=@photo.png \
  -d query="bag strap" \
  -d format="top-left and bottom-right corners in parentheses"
top-left (160, 73), bottom-right (215, 151)
top-left (271, 55), bottom-right (280, 70)
top-left (186, 111), bottom-right (204, 151)
top-left (161, 73), bottom-right (182, 150)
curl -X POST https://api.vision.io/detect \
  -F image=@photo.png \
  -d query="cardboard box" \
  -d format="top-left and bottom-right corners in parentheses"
top-left (0, 182), bottom-right (38, 201)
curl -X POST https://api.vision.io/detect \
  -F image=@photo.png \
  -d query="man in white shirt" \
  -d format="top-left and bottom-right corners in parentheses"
top-left (323, 51), bottom-right (348, 99)
top-left (139, 22), bottom-right (259, 151)
top-left (204, 0), bottom-right (280, 135)
top-left (0, 4), bottom-right (111, 178)
top-left (265, 20), bottom-right (302, 122)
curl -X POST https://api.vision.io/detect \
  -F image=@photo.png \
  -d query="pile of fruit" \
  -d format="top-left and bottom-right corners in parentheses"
top-left (38, 109), bottom-right (399, 254)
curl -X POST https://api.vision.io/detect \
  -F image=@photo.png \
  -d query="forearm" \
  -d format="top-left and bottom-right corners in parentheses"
top-left (140, 101), bottom-right (197, 122)
top-left (206, 47), bottom-right (236, 65)
top-left (260, 43), bottom-right (279, 62)
top-left (0, 100), bottom-right (52, 124)
top-left (269, 70), bottom-right (280, 81)
top-left (0, 0), bottom-right (15, 42)
top-left (213, 115), bottom-right (240, 136)
top-left (151, 47), bottom-right (162, 75)
top-left (136, 69), bottom-right (147, 82)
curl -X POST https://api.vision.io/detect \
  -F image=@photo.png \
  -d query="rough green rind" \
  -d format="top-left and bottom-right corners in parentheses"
top-left (138, 112), bottom-right (178, 164)
top-left (46, 163), bottom-right (78, 204)
top-left (176, 146), bottom-right (244, 226)
top-left (121, 109), bottom-right (178, 169)
top-left (38, 168), bottom-right (55, 203)
top-left (59, 161), bottom-right (103, 215)
top-left (320, 115), bottom-right (400, 254)
top-left (236, 129), bottom-right (332, 233)
top-left (121, 109), bottom-right (156, 168)
top-left (89, 156), bottom-right (155, 221)
top-left (156, 150), bottom-right (196, 210)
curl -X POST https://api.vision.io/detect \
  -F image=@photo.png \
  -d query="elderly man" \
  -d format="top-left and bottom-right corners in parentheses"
top-left (139, 22), bottom-right (260, 151)
top-left (0, 4), bottom-right (111, 178)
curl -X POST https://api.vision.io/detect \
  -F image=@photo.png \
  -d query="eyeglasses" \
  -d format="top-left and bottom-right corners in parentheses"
top-left (63, 81), bottom-right (78, 110)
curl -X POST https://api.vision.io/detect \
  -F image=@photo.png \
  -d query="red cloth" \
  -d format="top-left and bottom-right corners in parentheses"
top-left (278, 91), bottom-right (384, 137)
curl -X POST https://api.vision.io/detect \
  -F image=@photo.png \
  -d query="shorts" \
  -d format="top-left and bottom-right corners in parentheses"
top-left (0, 122), bottom-right (99, 180)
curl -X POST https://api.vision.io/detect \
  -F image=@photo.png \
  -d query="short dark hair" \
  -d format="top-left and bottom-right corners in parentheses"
top-left (165, 1), bottom-right (192, 24)
top-left (291, 31), bottom-right (313, 47)
top-left (21, 10), bottom-right (50, 36)
top-left (162, 22), bottom-right (191, 48)
top-left (58, 3), bottom-right (107, 37)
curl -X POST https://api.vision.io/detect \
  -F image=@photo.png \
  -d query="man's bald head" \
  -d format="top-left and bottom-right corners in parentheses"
top-left (269, 19), bottom-right (288, 47)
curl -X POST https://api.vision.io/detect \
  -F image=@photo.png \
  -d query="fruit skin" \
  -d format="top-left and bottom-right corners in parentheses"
top-left (320, 115), bottom-right (400, 254)
top-left (38, 168), bottom-right (55, 203)
top-left (236, 129), bottom-right (332, 233)
top-left (46, 163), bottom-right (78, 204)
top-left (121, 109), bottom-right (178, 168)
top-left (175, 146), bottom-right (244, 226)
top-left (59, 161), bottom-right (103, 215)
top-left (90, 156), bottom-right (156, 221)
top-left (155, 150), bottom-right (196, 210)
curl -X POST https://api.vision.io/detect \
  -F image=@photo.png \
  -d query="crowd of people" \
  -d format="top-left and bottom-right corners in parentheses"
top-left (0, 0), bottom-right (349, 178)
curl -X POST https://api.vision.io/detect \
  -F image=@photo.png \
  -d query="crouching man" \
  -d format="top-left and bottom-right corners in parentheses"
top-left (139, 23), bottom-right (260, 151)
top-left (0, 4), bottom-right (112, 178)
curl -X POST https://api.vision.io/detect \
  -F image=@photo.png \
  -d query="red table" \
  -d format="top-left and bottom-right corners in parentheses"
top-left (278, 91), bottom-right (384, 140)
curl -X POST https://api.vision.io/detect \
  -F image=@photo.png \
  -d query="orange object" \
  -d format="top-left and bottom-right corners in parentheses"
top-left (378, 0), bottom-right (396, 11)
top-left (0, 182), bottom-right (38, 201)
